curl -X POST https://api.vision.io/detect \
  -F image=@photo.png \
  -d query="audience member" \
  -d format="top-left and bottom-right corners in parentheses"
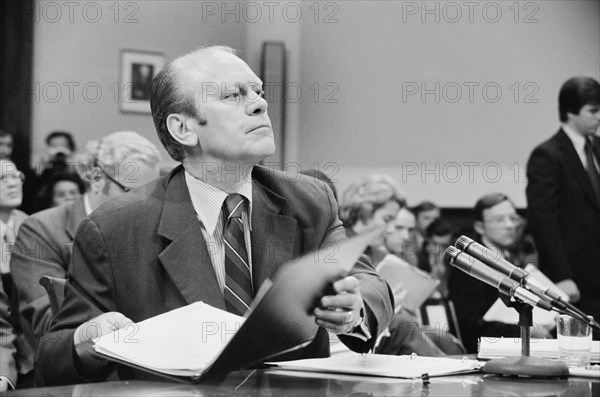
top-left (384, 207), bottom-right (419, 267)
top-left (418, 217), bottom-right (455, 298)
top-left (339, 174), bottom-right (406, 266)
top-left (339, 175), bottom-right (463, 356)
top-left (448, 193), bottom-right (551, 353)
top-left (0, 159), bottom-right (29, 389)
top-left (0, 131), bottom-right (37, 215)
top-left (35, 131), bottom-right (80, 195)
top-left (36, 46), bottom-right (393, 385)
top-left (11, 132), bottom-right (161, 382)
top-left (0, 277), bottom-right (16, 392)
top-left (33, 169), bottom-right (86, 213)
top-left (526, 76), bottom-right (600, 337)
top-left (411, 201), bottom-right (440, 252)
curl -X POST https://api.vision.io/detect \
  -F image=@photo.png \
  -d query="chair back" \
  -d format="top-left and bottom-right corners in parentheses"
top-left (38, 276), bottom-right (67, 316)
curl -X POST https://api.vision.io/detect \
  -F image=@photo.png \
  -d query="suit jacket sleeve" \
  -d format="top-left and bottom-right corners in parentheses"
top-left (11, 217), bottom-right (68, 342)
top-left (318, 181), bottom-right (394, 352)
top-left (36, 218), bottom-right (117, 386)
top-left (0, 276), bottom-right (17, 385)
top-left (526, 145), bottom-right (573, 282)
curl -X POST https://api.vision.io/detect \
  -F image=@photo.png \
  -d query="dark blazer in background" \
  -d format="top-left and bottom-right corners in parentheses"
top-left (36, 165), bottom-right (393, 385)
top-left (11, 198), bottom-right (87, 369)
top-left (526, 129), bottom-right (600, 322)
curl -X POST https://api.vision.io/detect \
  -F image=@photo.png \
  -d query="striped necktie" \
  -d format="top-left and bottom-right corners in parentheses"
top-left (222, 193), bottom-right (253, 316)
top-left (584, 137), bottom-right (600, 202)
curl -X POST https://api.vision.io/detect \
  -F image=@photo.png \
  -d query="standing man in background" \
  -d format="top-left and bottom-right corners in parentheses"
top-left (526, 76), bottom-right (600, 336)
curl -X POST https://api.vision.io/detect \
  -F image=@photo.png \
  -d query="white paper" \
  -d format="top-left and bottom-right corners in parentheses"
top-left (269, 352), bottom-right (483, 378)
top-left (478, 338), bottom-right (600, 363)
top-left (376, 254), bottom-right (440, 311)
top-left (483, 298), bottom-right (558, 329)
top-left (94, 302), bottom-right (245, 376)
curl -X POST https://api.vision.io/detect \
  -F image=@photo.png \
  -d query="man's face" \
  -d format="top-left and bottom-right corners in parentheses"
top-left (0, 136), bottom-right (13, 159)
top-left (385, 208), bottom-right (417, 255)
top-left (416, 208), bottom-right (440, 235)
top-left (0, 160), bottom-right (23, 210)
top-left (569, 104), bottom-right (600, 136)
top-left (367, 200), bottom-right (401, 247)
top-left (476, 200), bottom-right (520, 249)
top-left (182, 51), bottom-right (275, 165)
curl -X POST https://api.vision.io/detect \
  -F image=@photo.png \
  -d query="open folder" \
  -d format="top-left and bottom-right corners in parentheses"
top-left (93, 228), bottom-right (380, 383)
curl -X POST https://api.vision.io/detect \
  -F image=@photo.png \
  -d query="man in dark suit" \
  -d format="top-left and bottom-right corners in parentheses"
top-left (36, 46), bottom-right (393, 385)
top-left (449, 193), bottom-right (549, 353)
top-left (526, 76), bottom-right (600, 336)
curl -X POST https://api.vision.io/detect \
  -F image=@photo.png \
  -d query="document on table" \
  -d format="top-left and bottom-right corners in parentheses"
top-left (268, 352), bottom-right (483, 378)
top-left (94, 302), bottom-right (245, 377)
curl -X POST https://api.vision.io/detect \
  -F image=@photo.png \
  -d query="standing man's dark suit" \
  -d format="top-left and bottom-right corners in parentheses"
top-left (526, 129), bottom-right (600, 324)
top-left (36, 165), bottom-right (393, 385)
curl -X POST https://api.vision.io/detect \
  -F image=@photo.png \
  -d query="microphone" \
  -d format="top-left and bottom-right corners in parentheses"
top-left (443, 246), bottom-right (553, 312)
top-left (454, 236), bottom-right (559, 299)
top-left (455, 236), bottom-right (600, 330)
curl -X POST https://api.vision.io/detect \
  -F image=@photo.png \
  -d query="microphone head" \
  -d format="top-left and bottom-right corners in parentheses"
top-left (455, 235), bottom-right (474, 250)
top-left (443, 246), bottom-right (460, 264)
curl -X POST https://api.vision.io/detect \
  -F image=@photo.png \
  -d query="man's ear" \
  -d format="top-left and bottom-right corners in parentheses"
top-left (474, 221), bottom-right (484, 236)
top-left (166, 114), bottom-right (199, 147)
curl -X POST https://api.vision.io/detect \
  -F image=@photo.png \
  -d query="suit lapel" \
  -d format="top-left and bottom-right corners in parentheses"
top-left (557, 130), bottom-right (600, 211)
top-left (251, 177), bottom-right (298, 291)
top-left (157, 167), bottom-right (225, 309)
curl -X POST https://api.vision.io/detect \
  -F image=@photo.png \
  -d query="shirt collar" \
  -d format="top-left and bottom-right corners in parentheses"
top-left (562, 123), bottom-right (587, 154)
top-left (0, 211), bottom-right (15, 241)
top-left (184, 169), bottom-right (253, 235)
top-left (83, 194), bottom-right (93, 215)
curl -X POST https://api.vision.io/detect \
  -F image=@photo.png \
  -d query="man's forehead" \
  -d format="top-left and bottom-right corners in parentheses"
top-left (484, 201), bottom-right (515, 216)
top-left (177, 50), bottom-right (259, 85)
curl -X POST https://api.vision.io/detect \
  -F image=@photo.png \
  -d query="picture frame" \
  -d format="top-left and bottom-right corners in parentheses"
top-left (120, 50), bottom-right (165, 113)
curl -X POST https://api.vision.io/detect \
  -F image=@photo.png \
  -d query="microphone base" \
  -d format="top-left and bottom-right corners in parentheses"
top-left (482, 356), bottom-right (569, 378)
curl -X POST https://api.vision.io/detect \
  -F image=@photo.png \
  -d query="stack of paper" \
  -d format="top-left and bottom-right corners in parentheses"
top-left (478, 338), bottom-right (600, 363)
top-left (269, 352), bottom-right (483, 378)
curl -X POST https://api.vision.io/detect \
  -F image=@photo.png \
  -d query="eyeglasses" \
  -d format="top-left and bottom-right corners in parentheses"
top-left (484, 214), bottom-right (521, 225)
top-left (97, 165), bottom-right (130, 192)
top-left (0, 171), bottom-right (25, 184)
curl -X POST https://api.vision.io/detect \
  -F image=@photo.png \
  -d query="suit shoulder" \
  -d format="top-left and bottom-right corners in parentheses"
top-left (254, 166), bottom-right (331, 203)
top-left (89, 175), bottom-right (167, 222)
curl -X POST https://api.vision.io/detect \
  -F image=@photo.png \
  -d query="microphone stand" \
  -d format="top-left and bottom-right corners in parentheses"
top-left (481, 294), bottom-right (569, 378)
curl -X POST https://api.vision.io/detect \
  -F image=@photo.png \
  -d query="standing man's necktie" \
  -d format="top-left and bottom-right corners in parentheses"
top-left (584, 137), bottom-right (600, 201)
top-left (222, 193), bottom-right (253, 315)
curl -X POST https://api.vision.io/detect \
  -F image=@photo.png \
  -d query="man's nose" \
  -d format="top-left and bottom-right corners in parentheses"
top-left (246, 92), bottom-right (268, 116)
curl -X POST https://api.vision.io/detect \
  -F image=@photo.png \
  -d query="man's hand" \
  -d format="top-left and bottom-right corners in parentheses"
top-left (556, 279), bottom-right (580, 303)
top-left (314, 276), bottom-right (364, 335)
top-left (73, 312), bottom-right (133, 346)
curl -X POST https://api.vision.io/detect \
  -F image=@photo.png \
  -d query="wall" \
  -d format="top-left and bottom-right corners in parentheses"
top-left (31, 1), bottom-right (600, 208)
top-left (297, 0), bottom-right (600, 207)
top-left (31, 0), bottom-right (246, 169)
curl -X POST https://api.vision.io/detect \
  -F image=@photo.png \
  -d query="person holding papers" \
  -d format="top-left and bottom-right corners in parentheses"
top-left (36, 46), bottom-right (393, 386)
top-left (448, 193), bottom-right (551, 353)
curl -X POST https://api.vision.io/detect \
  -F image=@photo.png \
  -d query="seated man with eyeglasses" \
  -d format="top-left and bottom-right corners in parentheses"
top-left (0, 159), bottom-right (28, 391)
top-left (10, 132), bottom-right (161, 387)
top-left (448, 193), bottom-right (551, 353)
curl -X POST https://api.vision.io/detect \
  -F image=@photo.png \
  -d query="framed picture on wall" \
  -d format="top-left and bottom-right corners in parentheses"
top-left (120, 50), bottom-right (165, 113)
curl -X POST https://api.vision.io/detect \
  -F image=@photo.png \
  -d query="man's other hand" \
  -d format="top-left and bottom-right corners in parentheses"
top-left (556, 279), bottom-right (580, 303)
top-left (314, 276), bottom-right (364, 335)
